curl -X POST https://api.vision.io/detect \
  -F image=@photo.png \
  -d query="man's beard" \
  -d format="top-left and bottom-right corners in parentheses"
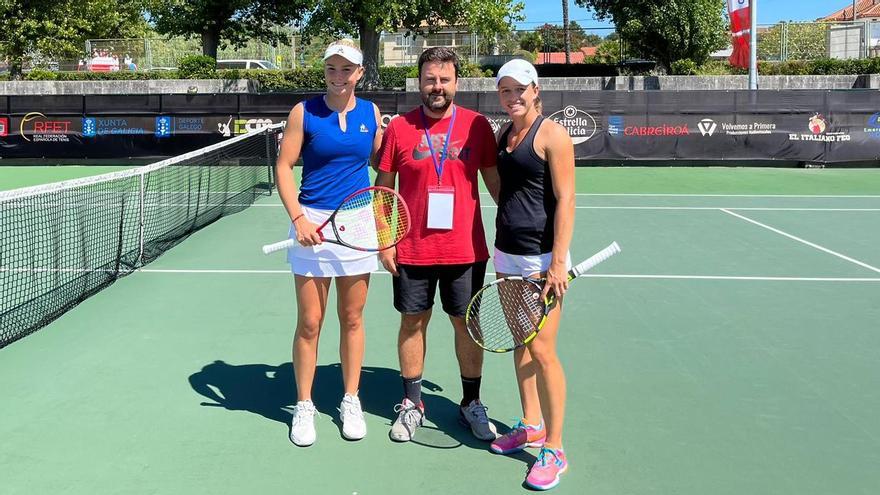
top-left (421, 91), bottom-right (453, 113)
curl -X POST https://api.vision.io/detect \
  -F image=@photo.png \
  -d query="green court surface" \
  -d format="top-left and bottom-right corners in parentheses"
top-left (0, 165), bottom-right (133, 191)
top-left (1, 167), bottom-right (879, 495)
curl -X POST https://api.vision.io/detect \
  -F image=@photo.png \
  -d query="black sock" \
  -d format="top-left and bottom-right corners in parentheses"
top-left (402, 375), bottom-right (422, 405)
top-left (460, 375), bottom-right (482, 407)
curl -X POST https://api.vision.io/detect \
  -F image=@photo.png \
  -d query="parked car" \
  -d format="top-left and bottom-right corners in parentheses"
top-left (216, 59), bottom-right (278, 70)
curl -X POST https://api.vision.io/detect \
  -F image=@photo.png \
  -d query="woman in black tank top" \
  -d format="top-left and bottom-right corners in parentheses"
top-left (489, 59), bottom-right (576, 490)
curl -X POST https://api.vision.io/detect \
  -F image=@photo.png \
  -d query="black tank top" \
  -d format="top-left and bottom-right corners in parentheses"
top-left (495, 116), bottom-right (556, 255)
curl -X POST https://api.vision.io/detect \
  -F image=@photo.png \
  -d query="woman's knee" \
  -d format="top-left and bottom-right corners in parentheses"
top-left (296, 313), bottom-right (323, 340)
top-left (338, 310), bottom-right (364, 334)
top-left (526, 340), bottom-right (559, 367)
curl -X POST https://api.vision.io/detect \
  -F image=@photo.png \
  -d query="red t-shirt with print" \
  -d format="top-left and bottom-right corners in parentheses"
top-left (378, 105), bottom-right (496, 265)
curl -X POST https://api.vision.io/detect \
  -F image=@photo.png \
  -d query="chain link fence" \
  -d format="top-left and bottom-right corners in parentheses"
top-left (5, 20), bottom-right (880, 77)
top-left (757, 20), bottom-right (880, 61)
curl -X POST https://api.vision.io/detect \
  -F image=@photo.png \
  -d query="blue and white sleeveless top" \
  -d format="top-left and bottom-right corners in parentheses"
top-left (299, 96), bottom-right (376, 209)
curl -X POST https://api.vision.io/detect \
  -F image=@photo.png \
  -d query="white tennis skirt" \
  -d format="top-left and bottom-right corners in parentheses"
top-left (287, 205), bottom-right (378, 277)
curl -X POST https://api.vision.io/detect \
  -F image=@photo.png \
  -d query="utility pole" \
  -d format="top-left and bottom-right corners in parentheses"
top-left (749, 0), bottom-right (758, 90)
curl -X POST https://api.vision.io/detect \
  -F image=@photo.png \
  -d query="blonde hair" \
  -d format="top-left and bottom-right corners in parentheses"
top-left (327, 39), bottom-right (362, 54)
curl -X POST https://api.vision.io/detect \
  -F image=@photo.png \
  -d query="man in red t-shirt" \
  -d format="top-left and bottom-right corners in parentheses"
top-left (376, 47), bottom-right (501, 443)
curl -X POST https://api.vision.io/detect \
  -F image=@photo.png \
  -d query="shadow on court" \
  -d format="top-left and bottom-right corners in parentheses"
top-left (188, 360), bottom-right (508, 451)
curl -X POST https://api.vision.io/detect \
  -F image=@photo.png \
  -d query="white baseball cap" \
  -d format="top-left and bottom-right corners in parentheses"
top-left (496, 58), bottom-right (539, 86)
top-left (322, 43), bottom-right (363, 65)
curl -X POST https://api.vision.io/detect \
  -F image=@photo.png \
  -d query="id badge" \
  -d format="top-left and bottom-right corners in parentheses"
top-left (426, 185), bottom-right (455, 230)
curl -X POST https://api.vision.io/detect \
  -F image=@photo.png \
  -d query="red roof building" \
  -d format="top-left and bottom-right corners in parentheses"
top-left (822, 0), bottom-right (880, 21)
top-left (534, 47), bottom-right (598, 65)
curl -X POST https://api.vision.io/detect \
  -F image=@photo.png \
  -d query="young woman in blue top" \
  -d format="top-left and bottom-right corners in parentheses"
top-left (275, 39), bottom-right (383, 447)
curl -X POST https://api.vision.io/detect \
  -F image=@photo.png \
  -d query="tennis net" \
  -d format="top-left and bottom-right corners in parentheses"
top-left (0, 123), bottom-right (283, 348)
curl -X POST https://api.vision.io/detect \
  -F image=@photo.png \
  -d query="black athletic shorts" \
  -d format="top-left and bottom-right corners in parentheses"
top-left (392, 261), bottom-right (488, 317)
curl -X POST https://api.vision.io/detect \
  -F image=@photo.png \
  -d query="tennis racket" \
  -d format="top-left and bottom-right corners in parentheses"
top-left (465, 242), bottom-right (621, 353)
top-left (262, 186), bottom-right (410, 254)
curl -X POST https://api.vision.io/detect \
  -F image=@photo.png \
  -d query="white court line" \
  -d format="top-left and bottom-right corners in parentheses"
top-left (477, 192), bottom-right (880, 198)
top-left (5, 267), bottom-right (877, 282)
top-left (720, 209), bottom-right (880, 274)
top-left (133, 268), bottom-right (880, 282)
top-left (12, 202), bottom-right (880, 212)
top-left (248, 203), bottom-right (880, 212)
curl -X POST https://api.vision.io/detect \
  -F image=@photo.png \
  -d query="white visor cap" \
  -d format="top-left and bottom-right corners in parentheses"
top-left (322, 44), bottom-right (364, 66)
top-left (496, 58), bottom-right (539, 87)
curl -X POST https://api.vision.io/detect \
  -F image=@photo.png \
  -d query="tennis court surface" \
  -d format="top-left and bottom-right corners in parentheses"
top-left (1, 164), bottom-right (878, 494)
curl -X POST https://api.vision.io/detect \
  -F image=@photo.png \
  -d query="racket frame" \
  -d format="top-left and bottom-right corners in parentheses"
top-left (465, 242), bottom-right (621, 352)
top-left (261, 185), bottom-right (410, 254)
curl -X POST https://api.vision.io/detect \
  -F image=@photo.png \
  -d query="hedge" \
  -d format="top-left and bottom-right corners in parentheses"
top-left (4, 58), bottom-right (880, 86)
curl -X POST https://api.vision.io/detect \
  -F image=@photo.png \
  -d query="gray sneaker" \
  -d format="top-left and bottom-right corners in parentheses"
top-left (459, 399), bottom-right (498, 441)
top-left (389, 398), bottom-right (424, 442)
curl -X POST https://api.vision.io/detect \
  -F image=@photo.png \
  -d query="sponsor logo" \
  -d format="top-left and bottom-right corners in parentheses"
top-left (82, 117), bottom-right (147, 137)
top-left (788, 113), bottom-right (850, 142)
top-left (217, 117), bottom-right (274, 137)
top-left (82, 117), bottom-right (97, 137)
top-left (864, 112), bottom-right (880, 136)
top-left (155, 116), bottom-right (173, 138)
top-left (411, 135), bottom-right (469, 162)
top-left (809, 113), bottom-right (827, 134)
top-left (624, 123), bottom-right (689, 136)
top-left (719, 121), bottom-right (776, 135)
top-left (176, 117), bottom-right (204, 131)
top-left (487, 117), bottom-right (510, 134)
top-left (548, 105), bottom-right (597, 144)
top-left (380, 113), bottom-right (399, 129)
top-left (697, 118), bottom-right (776, 137)
top-left (607, 116), bottom-right (624, 136)
top-left (359, 123), bottom-right (369, 133)
top-left (697, 118), bottom-right (717, 137)
top-left (0, 117), bottom-right (8, 137)
top-left (20, 112), bottom-right (74, 142)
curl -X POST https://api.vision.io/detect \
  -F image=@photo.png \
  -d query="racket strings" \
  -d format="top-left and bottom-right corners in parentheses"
top-left (466, 280), bottom-right (544, 351)
top-left (334, 189), bottom-right (409, 249)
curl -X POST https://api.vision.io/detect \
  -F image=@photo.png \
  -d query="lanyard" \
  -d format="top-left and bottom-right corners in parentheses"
top-left (419, 105), bottom-right (457, 184)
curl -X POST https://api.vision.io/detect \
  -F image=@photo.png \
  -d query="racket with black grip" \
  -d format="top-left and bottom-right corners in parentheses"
top-left (465, 242), bottom-right (621, 353)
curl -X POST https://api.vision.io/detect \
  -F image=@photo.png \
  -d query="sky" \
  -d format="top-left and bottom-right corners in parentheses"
top-left (518, 1), bottom-right (848, 30)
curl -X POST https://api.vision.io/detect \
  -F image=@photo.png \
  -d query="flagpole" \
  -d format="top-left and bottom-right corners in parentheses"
top-left (749, 0), bottom-right (758, 89)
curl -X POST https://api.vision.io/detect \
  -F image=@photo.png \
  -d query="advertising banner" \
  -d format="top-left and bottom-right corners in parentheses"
top-left (1, 90), bottom-right (879, 165)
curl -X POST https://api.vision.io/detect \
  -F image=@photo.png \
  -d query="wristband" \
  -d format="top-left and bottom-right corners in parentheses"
top-left (292, 213), bottom-right (305, 223)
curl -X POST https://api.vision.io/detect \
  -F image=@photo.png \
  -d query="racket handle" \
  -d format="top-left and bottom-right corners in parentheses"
top-left (262, 239), bottom-right (296, 255)
top-left (570, 242), bottom-right (621, 278)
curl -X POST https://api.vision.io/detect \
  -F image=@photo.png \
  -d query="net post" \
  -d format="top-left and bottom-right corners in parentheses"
top-left (137, 172), bottom-right (146, 266)
top-left (265, 129), bottom-right (276, 195)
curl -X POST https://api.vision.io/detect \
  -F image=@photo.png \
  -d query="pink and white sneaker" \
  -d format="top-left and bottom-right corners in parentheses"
top-left (489, 420), bottom-right (545, 454)
top-left (525, 447), bottom-right (568, 491)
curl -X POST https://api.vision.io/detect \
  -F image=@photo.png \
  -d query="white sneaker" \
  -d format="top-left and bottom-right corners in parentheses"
top-left (290, 400), bottom-right (317, 446)
top-left (389, 398), bottom-right (425, 442)
top-left (459, 399), bottom-right (498, 441)
top-left (339, 394), bottom-right (367, 440)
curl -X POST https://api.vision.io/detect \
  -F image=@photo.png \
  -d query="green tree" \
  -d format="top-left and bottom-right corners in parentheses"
top-left (535, 21), bottom-right (593, 53)
top-left (149, 0), bottom-right (313, 60)
top-left (518, 30), bottom-right (543, 52)
top-left (589, 38), bottom-right (622, 63)
top-left (580, 32), bottom-right (603, 47)
top-left (0, 0), bottom-right (149, 79)
top-left (302, 0), bottom-right (524, 88)
top-left (577, 0), bottom-right (728, 70)
top-left (757, 22), bottom-right (829, 61)
top-left (538, 23), bottom-right (564, 52)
